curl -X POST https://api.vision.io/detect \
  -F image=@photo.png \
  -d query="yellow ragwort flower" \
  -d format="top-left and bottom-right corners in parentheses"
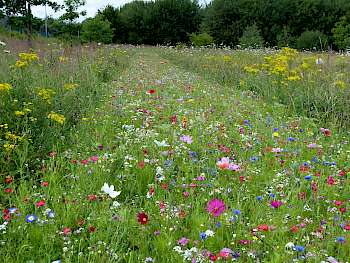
top-left (0, 83), bottom-right (12, 92)
top-left (47, 111), bottom-right (65, 125)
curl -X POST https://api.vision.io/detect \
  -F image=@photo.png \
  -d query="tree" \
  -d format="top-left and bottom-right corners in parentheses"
top-left (81, 16), bottom-right (113, 44)
top-left (239, 24), bottom-right (264, 48)
top-left (332, 16), bottom-right (350, 51)
top-left (0, 0), bottom-right (60, 44)
top-left (59, 0), bottom-right (86, 40)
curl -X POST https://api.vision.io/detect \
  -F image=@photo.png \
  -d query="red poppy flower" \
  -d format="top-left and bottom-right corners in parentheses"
top-left (41, 181), bottom-right (49, 187)
top-left (137, 212), bottom-right (149, 225)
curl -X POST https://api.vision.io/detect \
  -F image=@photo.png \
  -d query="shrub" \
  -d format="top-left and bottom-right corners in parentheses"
top-left (189, 33), bottom-right (214, 47)
top-left (332, 17), bottom-right (350, 51)
top-left (81, 16), bottom-right (113, 44)
top-left (296, 30), bottom-right (328, 51)
top-left (239, 24), bottom-right (264, 49)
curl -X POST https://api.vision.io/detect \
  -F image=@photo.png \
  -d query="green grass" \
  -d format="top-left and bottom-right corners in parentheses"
top-left (0, 43), bottom-right (350, 263)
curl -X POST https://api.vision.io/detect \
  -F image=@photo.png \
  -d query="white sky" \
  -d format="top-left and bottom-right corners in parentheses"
top-left (32, 0), bottom-right (209, 21)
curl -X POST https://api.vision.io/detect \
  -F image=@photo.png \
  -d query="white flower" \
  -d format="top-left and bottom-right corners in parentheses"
top-left (0, 41), bottom-right (6, 46)
top-left (112, 201), bottom-right (121, 208)
top-left (285, 242), bottom-right (295, 249)
top-left (315, 58), bottom-right (324, 65)
top-left (154, 140), bottom-right (170, 147)
top-left (205, 229), bottom-right (215, 237)
top-left (101, 183), bottom-right (121, 198)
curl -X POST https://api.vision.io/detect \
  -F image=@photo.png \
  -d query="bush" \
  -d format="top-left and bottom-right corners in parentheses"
top-left (239, 24), bottom-right (264, 49)
top-left (189, 33), bottom-right (214, 47)
top-left (296, 30), bottom-right (328, 51)
top-left (332, 17), bottom-right (350, 51)
top-left (81, 16), bottom-right (113, 44)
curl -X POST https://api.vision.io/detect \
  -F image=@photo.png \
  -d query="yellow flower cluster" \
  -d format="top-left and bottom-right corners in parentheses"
top-left (3, 131), bottom-right (23, 152)
top-left (223, 55), bottom-right (233, 62)
top-left (244, 65), bottom-right (260, 74)
top-left (37, 88), bottom-right (56, 104)
top-left (64, 83), bottom-right (79, 90)
top-left (0, 83), bottom-right (12, 92)
top-left (335, 80), bottom-right (346, 89)
top-left (15, 52), bottom-right (39, 68)
top-left (48, 111), bottom-right (65, 125)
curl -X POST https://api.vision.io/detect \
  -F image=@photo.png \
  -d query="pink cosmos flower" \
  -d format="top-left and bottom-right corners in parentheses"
top-left (270, 200), bottom-right (283, 208)
top-left (207, 199), bottom-right (225, 217)
top-left (217, 157), bottom-right (241, 171)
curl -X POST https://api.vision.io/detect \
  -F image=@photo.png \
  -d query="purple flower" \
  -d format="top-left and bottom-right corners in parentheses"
top-left (270, 200), bottom-right (283, 208)
top-left (177, 237), bottom-right (189, 246)
top-left (180, 135), bottom-right (193, 144)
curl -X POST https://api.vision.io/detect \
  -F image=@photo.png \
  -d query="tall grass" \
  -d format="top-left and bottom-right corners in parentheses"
top-left (158, 47), bottom-right (350, 128)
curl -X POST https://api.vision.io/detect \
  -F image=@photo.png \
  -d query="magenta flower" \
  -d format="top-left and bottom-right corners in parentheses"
top-left (207, 199), bottom-right (225, 217)
top-left (270, 200), bottom-right (283, 208)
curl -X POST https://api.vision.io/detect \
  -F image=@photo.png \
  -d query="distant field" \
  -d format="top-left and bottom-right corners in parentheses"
top-left (0, 41), bottom-right (349, 262)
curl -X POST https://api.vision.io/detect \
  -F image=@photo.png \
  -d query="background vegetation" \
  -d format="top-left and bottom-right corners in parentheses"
top-left (1, 0), bottom-right (350, 50)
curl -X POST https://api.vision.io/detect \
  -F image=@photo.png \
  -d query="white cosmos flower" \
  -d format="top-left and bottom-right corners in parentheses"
top-left (101, 183), bottom-right (121, 198)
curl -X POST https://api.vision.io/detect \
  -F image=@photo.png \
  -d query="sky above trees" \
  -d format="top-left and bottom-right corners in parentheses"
top-left (32, 0), bottom-right (209, 21)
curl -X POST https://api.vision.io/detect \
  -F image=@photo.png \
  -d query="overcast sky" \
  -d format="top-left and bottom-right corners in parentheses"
top-left (32, 0), bottom-right (210, 21)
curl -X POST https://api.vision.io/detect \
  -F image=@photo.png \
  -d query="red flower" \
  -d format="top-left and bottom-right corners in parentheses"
top-left (147, 89), bottom-right (156, 95)
top-left (36, 200), bottom-right (46, 207)
top-left (290, 225), bottom-right (299, 233)
top-left (4, 188), bottom-right (13, 194)
top-left (257, 224), bottom-right (269, 232)
top-left (137, 212), bottom-right (149, 225)
top-left (41, 181), bottom-right (49, 187)
top-left (88, 194), bottom-right (97, 201)
top-left (335, 200), bottom-right (343, 207)
top-left (344, 225), bottom-right (350, 231)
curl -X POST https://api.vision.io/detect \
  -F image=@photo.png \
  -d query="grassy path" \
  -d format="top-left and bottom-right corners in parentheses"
top-left (2, 48), bottom-right (350, 262)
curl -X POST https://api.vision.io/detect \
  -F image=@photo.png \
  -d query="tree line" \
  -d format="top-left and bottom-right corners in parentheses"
top-left (1, 0), bottom-right (350, 50)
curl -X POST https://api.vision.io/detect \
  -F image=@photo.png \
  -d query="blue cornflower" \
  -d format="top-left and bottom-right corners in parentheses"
top-left (336, 237), bottom-right (346, 243)
top-left (26, 214), bottom-right (37, 223)
top-left (288, 137), bottom-right (295, 142)
top-left (294, 245), bottom-right (305, 252)
top-left (8, 207), bottom-right (17, 214)
top-left (233, 209), bottom-right (241, 215)
top-left (273, 127), bottom-right (279, 131)
top-left (304, 175), bottom-right (312, 180)
top-left (269, 193), bottom-right (275, 198)
top-left (216, 222), bottom-right (222, 228)
top-left (250, 156), bottom-right (259, 162)
top-left (200, 232), bottom-right (207, 240)
top-left (257, 196), bottom-right (263, 201)
top-left (47, 210), bottom-right (55, 218)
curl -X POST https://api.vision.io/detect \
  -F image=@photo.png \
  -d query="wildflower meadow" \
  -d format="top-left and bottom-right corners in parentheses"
top-left (0, 40), bottom-right (350, 263)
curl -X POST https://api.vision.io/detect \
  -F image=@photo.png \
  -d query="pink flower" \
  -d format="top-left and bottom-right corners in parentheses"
top-left (207, 199), bottom-right (225, 217)
top-left (218, 248), bottom-right (233, 259)
top-left (217, 157), bottom-right (230, 170)
top-left (177, 237), bottom-right (189, 246)
top-left (270, 200), bottom-right (283, 208)
top-left (90, 155), bottom-right (99, 163)
top-left (63, 227), bottom-right (71, 236)
top-left (271, 148), bottom-right (283, 153)
top-left (36, 200), bottom-right (46, 207)
top-left (217, 157), bottom-right (240, 171)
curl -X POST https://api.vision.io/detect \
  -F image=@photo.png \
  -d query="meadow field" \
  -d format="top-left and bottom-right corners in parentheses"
top-left (0, 41), bottom-right (350, 263)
